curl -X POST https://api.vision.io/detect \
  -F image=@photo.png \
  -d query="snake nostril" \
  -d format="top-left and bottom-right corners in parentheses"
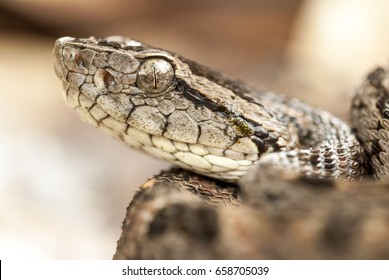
top-left (103, 71), bottom-right (117, 87)
top-left (74, 53), bottom-right (84, 67)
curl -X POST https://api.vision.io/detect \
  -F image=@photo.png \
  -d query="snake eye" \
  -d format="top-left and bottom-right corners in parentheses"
top-left (136, 58), bottom-right (174, 94)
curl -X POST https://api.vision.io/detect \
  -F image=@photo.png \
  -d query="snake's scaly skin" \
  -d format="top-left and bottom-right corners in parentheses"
top-left (113, 168), bottom-right (389, 259)
top-left (53, 36), bottom-right (389, 259)
top-left (53, 36), bottom-right (374, 182)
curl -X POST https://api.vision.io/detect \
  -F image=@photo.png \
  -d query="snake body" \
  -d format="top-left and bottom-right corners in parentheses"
top-left (53, 36), bottom-right (389, 259)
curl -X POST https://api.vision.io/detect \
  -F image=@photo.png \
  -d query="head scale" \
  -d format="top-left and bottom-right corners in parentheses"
top-left (53, 36), bottom-right (269, 181)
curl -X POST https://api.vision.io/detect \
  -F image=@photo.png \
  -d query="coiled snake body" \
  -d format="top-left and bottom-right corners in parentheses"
top-left (54, 36), bottom-right (389, 259)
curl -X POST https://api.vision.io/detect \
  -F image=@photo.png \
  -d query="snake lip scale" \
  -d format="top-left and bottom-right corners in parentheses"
top-left (53, 35), bottom-right (389, 183)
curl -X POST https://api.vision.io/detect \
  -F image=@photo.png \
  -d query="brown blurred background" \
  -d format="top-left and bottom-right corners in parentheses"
top-left (1, 0), bottom-right (389, 259)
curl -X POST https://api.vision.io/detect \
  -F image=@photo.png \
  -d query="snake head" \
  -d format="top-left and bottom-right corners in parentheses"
top-left (53, 36), bottom-right (184, 100)
top-left (53, 36), bottom-right (287, 181)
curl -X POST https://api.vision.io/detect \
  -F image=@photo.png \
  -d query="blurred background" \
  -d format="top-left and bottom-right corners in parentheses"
top-left (1, 0), bottom-right (389, 259)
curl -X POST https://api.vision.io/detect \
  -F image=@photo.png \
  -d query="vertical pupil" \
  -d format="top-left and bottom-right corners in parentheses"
top-left (152, 63), bottom-right (157, 89)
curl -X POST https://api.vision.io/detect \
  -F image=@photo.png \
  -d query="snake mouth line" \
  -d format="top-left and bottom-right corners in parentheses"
top-left (123, 126), bottom-right (258, 181)
top-left (70, 96), bottom-right (258, 182)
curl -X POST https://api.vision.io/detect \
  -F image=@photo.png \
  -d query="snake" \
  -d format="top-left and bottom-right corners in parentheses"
top-left (53, 36), bottom-right (389, 259)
